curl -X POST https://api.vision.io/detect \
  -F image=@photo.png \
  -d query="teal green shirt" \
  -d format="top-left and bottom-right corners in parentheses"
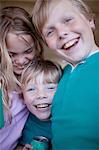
top-left (52, 52), bottom-right (99, 150)
top-left (20, 113), bottom-right (52, 145)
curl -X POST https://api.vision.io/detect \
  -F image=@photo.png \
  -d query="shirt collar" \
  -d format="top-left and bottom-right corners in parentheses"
top-left (70, 50), bottom-right (99, 72)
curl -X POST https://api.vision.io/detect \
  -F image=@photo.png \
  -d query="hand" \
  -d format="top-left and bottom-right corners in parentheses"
top-left (22, 144), bottom-right (33, 150)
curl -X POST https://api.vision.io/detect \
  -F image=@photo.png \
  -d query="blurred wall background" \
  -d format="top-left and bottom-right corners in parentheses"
top-left (0, 0), bottom-right (99, 66)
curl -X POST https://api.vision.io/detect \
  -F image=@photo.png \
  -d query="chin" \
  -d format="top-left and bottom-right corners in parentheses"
top-left (38, 115), bottom-right (50, 121)
top-left (14, 71), bottom-right (22, 76)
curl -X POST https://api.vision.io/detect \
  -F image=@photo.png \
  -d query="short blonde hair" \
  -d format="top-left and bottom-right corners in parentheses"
top-left (21, 59), bottom-right (62, 88)
top-left (32, 0), bottom-right (94, 39)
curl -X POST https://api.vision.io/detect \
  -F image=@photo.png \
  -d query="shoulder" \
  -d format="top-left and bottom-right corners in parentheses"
top-left (9, 91), bottom-right (28, 116)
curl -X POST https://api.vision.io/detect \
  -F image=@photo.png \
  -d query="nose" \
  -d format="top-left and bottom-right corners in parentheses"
top-left (57, 24), bottom-right (69, 40)
top-left (14, 56), bottom-right (28, 66)
top-left (37, 90), bottom-right (47, 99)
top-left (58, 32), bottom-right (68, 40)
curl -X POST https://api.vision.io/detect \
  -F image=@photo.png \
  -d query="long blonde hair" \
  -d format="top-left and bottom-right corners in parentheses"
top-left (0, 6), bottom-right (40, 120)
top-left (0, 6), bottom-right (43, 59)
top-left (0, 6), bottom-right (44, 118)
top-left (0, 44), bottom-right (16, 121)
top-left (0, 6), bottom-right (44, 85)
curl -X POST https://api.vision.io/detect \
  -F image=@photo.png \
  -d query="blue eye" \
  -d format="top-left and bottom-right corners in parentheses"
top-left (47, 86), bottom-right (55, 90)
top-left (27, 86), bottom-right (36, 91)
top-left (64, 17), bottom-right (72, 23)
top-left (46, 31), bottom-right (53, 37)
top-left (46, 27), bottom-right (55, 37)
top-left (45, 84), bottom-right (57, 90)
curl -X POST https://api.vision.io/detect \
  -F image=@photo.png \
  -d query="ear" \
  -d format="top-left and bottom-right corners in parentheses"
top-left (90, 19), bottom-right (95, 30)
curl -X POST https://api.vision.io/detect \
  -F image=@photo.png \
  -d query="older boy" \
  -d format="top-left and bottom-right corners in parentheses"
top-left (32, 0), bottom-right (99, 149)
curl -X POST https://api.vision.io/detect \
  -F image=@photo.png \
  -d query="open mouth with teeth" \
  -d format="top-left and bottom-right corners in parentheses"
top-left (62, 38), bottom-right (79, 50)
top-left (34, 103), bottom-right (51, 109)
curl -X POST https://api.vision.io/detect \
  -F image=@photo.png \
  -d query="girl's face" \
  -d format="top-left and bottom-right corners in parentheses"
top-left (6, 33), bottom-right (35, 76)
top-left (22, 73), bottom-right (57, 120)
top-left (42, 0), bottom-right (97, 65)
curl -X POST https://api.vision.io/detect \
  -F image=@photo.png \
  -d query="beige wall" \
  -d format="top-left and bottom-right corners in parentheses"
top-left (1, 0), bottom-right (99, 66)
top-left (1, 1), bottom-right (35, 14)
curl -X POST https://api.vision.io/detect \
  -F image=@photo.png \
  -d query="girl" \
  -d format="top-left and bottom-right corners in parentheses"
top-left (0, 45), bottom-right (28, 150)
top-left (0, 6), bottom-right (43, 150)
top-left (0, 6), bottom-right (43, 82)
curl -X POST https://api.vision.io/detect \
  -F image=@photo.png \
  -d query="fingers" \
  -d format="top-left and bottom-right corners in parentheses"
top-left (22, 144), bottom-right (33, 150)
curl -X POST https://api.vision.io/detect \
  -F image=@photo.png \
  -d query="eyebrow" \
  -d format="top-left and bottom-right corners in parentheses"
top-left (45, 26), bottom-right (54, 31)
top-left (24, 44), bottom-right (35, 52)
top-left (8, 44), bottom-right (34, 54)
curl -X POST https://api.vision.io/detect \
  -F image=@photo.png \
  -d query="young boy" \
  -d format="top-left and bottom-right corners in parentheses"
top-left (32, 0), bottom-right (99, 149)
top-left (19, 59), bottom-right (62, 148)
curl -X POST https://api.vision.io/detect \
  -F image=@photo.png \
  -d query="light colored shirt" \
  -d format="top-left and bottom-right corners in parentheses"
top-left (0, 91), bottom-right (29, 150)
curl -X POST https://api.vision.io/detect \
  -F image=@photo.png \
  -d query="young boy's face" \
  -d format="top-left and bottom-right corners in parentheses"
top-left (22, 73), bottom-right (57, 120)
top-left (42, 0), bottom-right (96, 65)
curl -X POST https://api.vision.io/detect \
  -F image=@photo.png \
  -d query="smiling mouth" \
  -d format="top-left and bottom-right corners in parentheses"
top-left (14, 64), bottom-right (28, 70)
top-left (34, 103), bottom-right (51, 109)
top-left (62, 38), bottom-right (79, 50)
top-left (14, 66), bottom-right (25, 70)
top-left (17, 67), bottom-right (24, 70)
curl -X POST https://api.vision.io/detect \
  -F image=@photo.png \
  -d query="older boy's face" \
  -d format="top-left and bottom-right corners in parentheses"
top-left (42, 0), bottom-right (97, 65)
top-left (22, 73), bottom-right (57, 120)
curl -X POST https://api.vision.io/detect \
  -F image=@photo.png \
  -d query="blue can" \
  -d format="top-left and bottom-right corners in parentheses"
top-left (31, 136), bottom-right (49, 150)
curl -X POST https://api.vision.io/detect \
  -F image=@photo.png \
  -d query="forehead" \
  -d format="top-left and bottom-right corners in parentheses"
top-left (6, 32), bottom-right (34, 53)
top-left (26, 70), bottom-right (55, 86)
top-left (26, 72), bottom-right (46, 85)
top-left (43, 0), bottom-right (78, 31)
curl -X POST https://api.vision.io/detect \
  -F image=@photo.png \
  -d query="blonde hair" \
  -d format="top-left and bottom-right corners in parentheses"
top-left (0, 71), bottom-right (10, 110)
top-left (0, 6), bottom-right (43, 72)
top-left (0, 6), bottom-right (43, 121)
top-left (21, 59), bottom-right (62, 88)
top-left (0, 69), bottom-right (15, 122)
top-left (32, 0), bottom-right (94, 38)
top-left (0, 42), bottom-right (17, 121)
top-left (0, 42), bottom-right (17, 87)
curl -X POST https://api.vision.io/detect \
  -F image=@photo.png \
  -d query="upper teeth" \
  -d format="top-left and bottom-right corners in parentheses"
top-left (36, 104), bottom-right (49, 108)
top-left (64, 39), bottom-right (78, 49)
